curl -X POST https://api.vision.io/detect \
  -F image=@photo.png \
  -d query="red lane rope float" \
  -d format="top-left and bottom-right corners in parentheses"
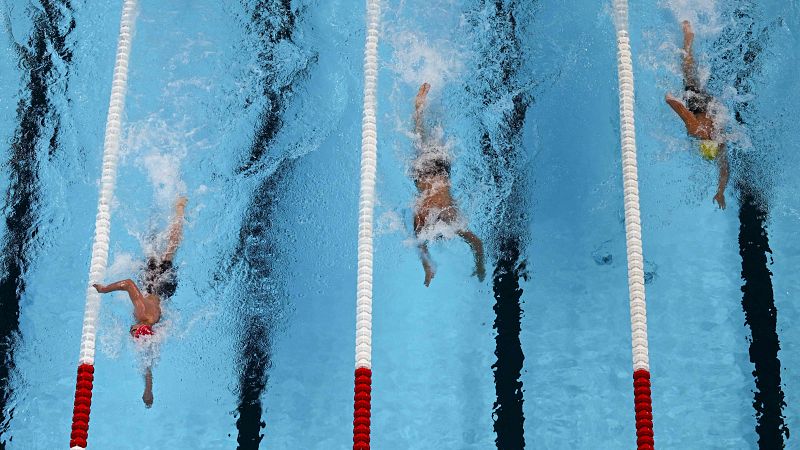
top-left (633, 369), bottom-right (654, 450)
top-left (70, 364), bottom-right (95, 448)
top-left (353, 368), bottom-right (372, 449)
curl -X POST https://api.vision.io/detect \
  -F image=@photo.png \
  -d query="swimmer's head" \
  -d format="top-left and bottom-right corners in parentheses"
top-left (699, 140), bottom-right (719, 161)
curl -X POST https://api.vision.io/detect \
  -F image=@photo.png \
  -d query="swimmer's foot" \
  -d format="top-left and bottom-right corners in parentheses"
top-left (682, 20), bottom-right (694, 49)
top-left (415, 82), bottom-right (431, 111)
top-left (175, 196), bottom-right (188, 212)
top-left (93, 283), bottom-right (107, 293)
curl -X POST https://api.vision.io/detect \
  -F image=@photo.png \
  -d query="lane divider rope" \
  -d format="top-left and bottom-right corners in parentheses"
top-left (354, 0), bottom-right (380, 448)
top-left (612, 1), bottom-right (654, 449)
top-left (70, 1), bottom-right (137, 448)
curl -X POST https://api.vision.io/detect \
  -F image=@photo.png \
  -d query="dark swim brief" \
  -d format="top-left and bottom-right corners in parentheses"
top-left (413, 157), bottom-right (451, 180)
top-left (143, 257), bottom-right (177, 299)
top-left (684, 83), bottom-right (713, 114)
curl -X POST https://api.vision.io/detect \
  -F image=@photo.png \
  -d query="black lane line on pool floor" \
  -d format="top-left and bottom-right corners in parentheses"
top-left (470, 1), bottom-right (533, 447)
top-left (233, 159), bottom-right (295, 450)
top-left (233, 1), bottom-right (311, 447)
top-left (487, 95), bottom-right (529, 449)
top-left (711, 2), bottom-right (789, 447)
top-left (737, 173), bottom-right (789, 448)
top-left (0, 1), bottom-right (74, 443)
top-left (236, 0), bottom-right (300, 177)
top-left (491, 234), bottom-right (528, 450)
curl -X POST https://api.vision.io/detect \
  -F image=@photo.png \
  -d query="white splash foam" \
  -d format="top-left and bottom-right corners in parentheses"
top-left (413, 205), bottom-right (467, 242)
top-left (124, 116), bottom-right (188, 208)
top-left (377, 210), bottom-right (404, 235)
top-left (98, 316), bottom-right (125, 360)
top-left (388, 31), bottom-right (465, 89)
top-left (661, 0), bottom-right (723, 35)
top-left (107, 252), bottom-right (139, 280)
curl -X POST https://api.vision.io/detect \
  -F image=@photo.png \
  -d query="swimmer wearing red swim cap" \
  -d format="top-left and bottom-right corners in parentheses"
top-left (93, 195), bottom-right (187, 407)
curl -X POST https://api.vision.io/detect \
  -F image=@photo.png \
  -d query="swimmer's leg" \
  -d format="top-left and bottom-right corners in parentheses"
top-left (681, 20), bottom-right (698, 88)
top-left (414, 83), bottom-right (431, 140)
top-left (93, 279), bottom-right (148, 321)
top-left (162, 196), bottom-right (187, 263)
top-left (458, 230), bottom-right (486, 281)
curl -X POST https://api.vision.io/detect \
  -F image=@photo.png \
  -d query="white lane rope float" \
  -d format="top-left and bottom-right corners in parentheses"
top-left (70, 1), bottom-right (137, 448)
top-left (612, 1), bottom-right (654, 449)
top-left (353, 0), bottom-right (380, 448)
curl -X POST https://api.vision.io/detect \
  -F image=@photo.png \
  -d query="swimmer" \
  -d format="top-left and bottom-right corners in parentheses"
top-left (412, 82), bottom-right (485, 286)
top-left (93, 195), bottom-right (187, 407)
top-left (665, 20), bottom-right (729, 209)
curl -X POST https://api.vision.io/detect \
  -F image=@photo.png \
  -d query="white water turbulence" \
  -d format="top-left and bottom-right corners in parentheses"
top-left (661, 0), bottom-right (722, 35)
top-left (125, 117), bottom-right (188, 208)
top-left (382, 0), bottom-right (475, 249)
top-left (388, 30), bottom-right (466, 90)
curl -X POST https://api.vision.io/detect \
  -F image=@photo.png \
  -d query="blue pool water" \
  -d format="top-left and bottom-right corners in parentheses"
top-left (1, 0), bottom-right (798, 448)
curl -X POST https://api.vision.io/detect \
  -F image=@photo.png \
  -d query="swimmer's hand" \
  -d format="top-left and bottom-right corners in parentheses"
top-left (143, 390), bottom-right (153, 408)
top-left (474, 263), bottom-right (486, 282)
top-left (424, 264), bottom-right (435, 287)
top-left (143, 368), bottom-right (154, 408)
top-left (713, 191), bottom-right (726, 210)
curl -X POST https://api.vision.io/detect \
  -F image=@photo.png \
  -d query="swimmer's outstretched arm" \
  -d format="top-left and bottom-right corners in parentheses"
top-left (458, 230), bottom-right (486, 282)
top-left (414, 83), bottom-right (431, 140)
top-left (414, 210), bottom-right (435, 286)
top-left (714, 146), bottom-right (729, 209)
top-left (142, 367), bottom-right (154, 408)
top-left (665, 94), bottom-right (698, 132)
top-left (94, 279), bottom-right (148, 320)
top-left (162, 196), bottom-right (188, 263)
top-left (419, 242), bottom-right (435, 287)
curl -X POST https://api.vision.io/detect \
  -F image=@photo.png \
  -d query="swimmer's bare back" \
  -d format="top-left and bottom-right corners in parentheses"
top-left (665, 94), bottom-right (716, 140)
top-left (412, 83), bottom-right (486, 286)
top-left (93, 279), bottom-right (161, 326)
top-left (92, 196), bottom-right (187, 327)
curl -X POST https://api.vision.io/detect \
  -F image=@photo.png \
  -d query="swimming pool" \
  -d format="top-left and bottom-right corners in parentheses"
top-left (1, 0), bottom-right (798, 448)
